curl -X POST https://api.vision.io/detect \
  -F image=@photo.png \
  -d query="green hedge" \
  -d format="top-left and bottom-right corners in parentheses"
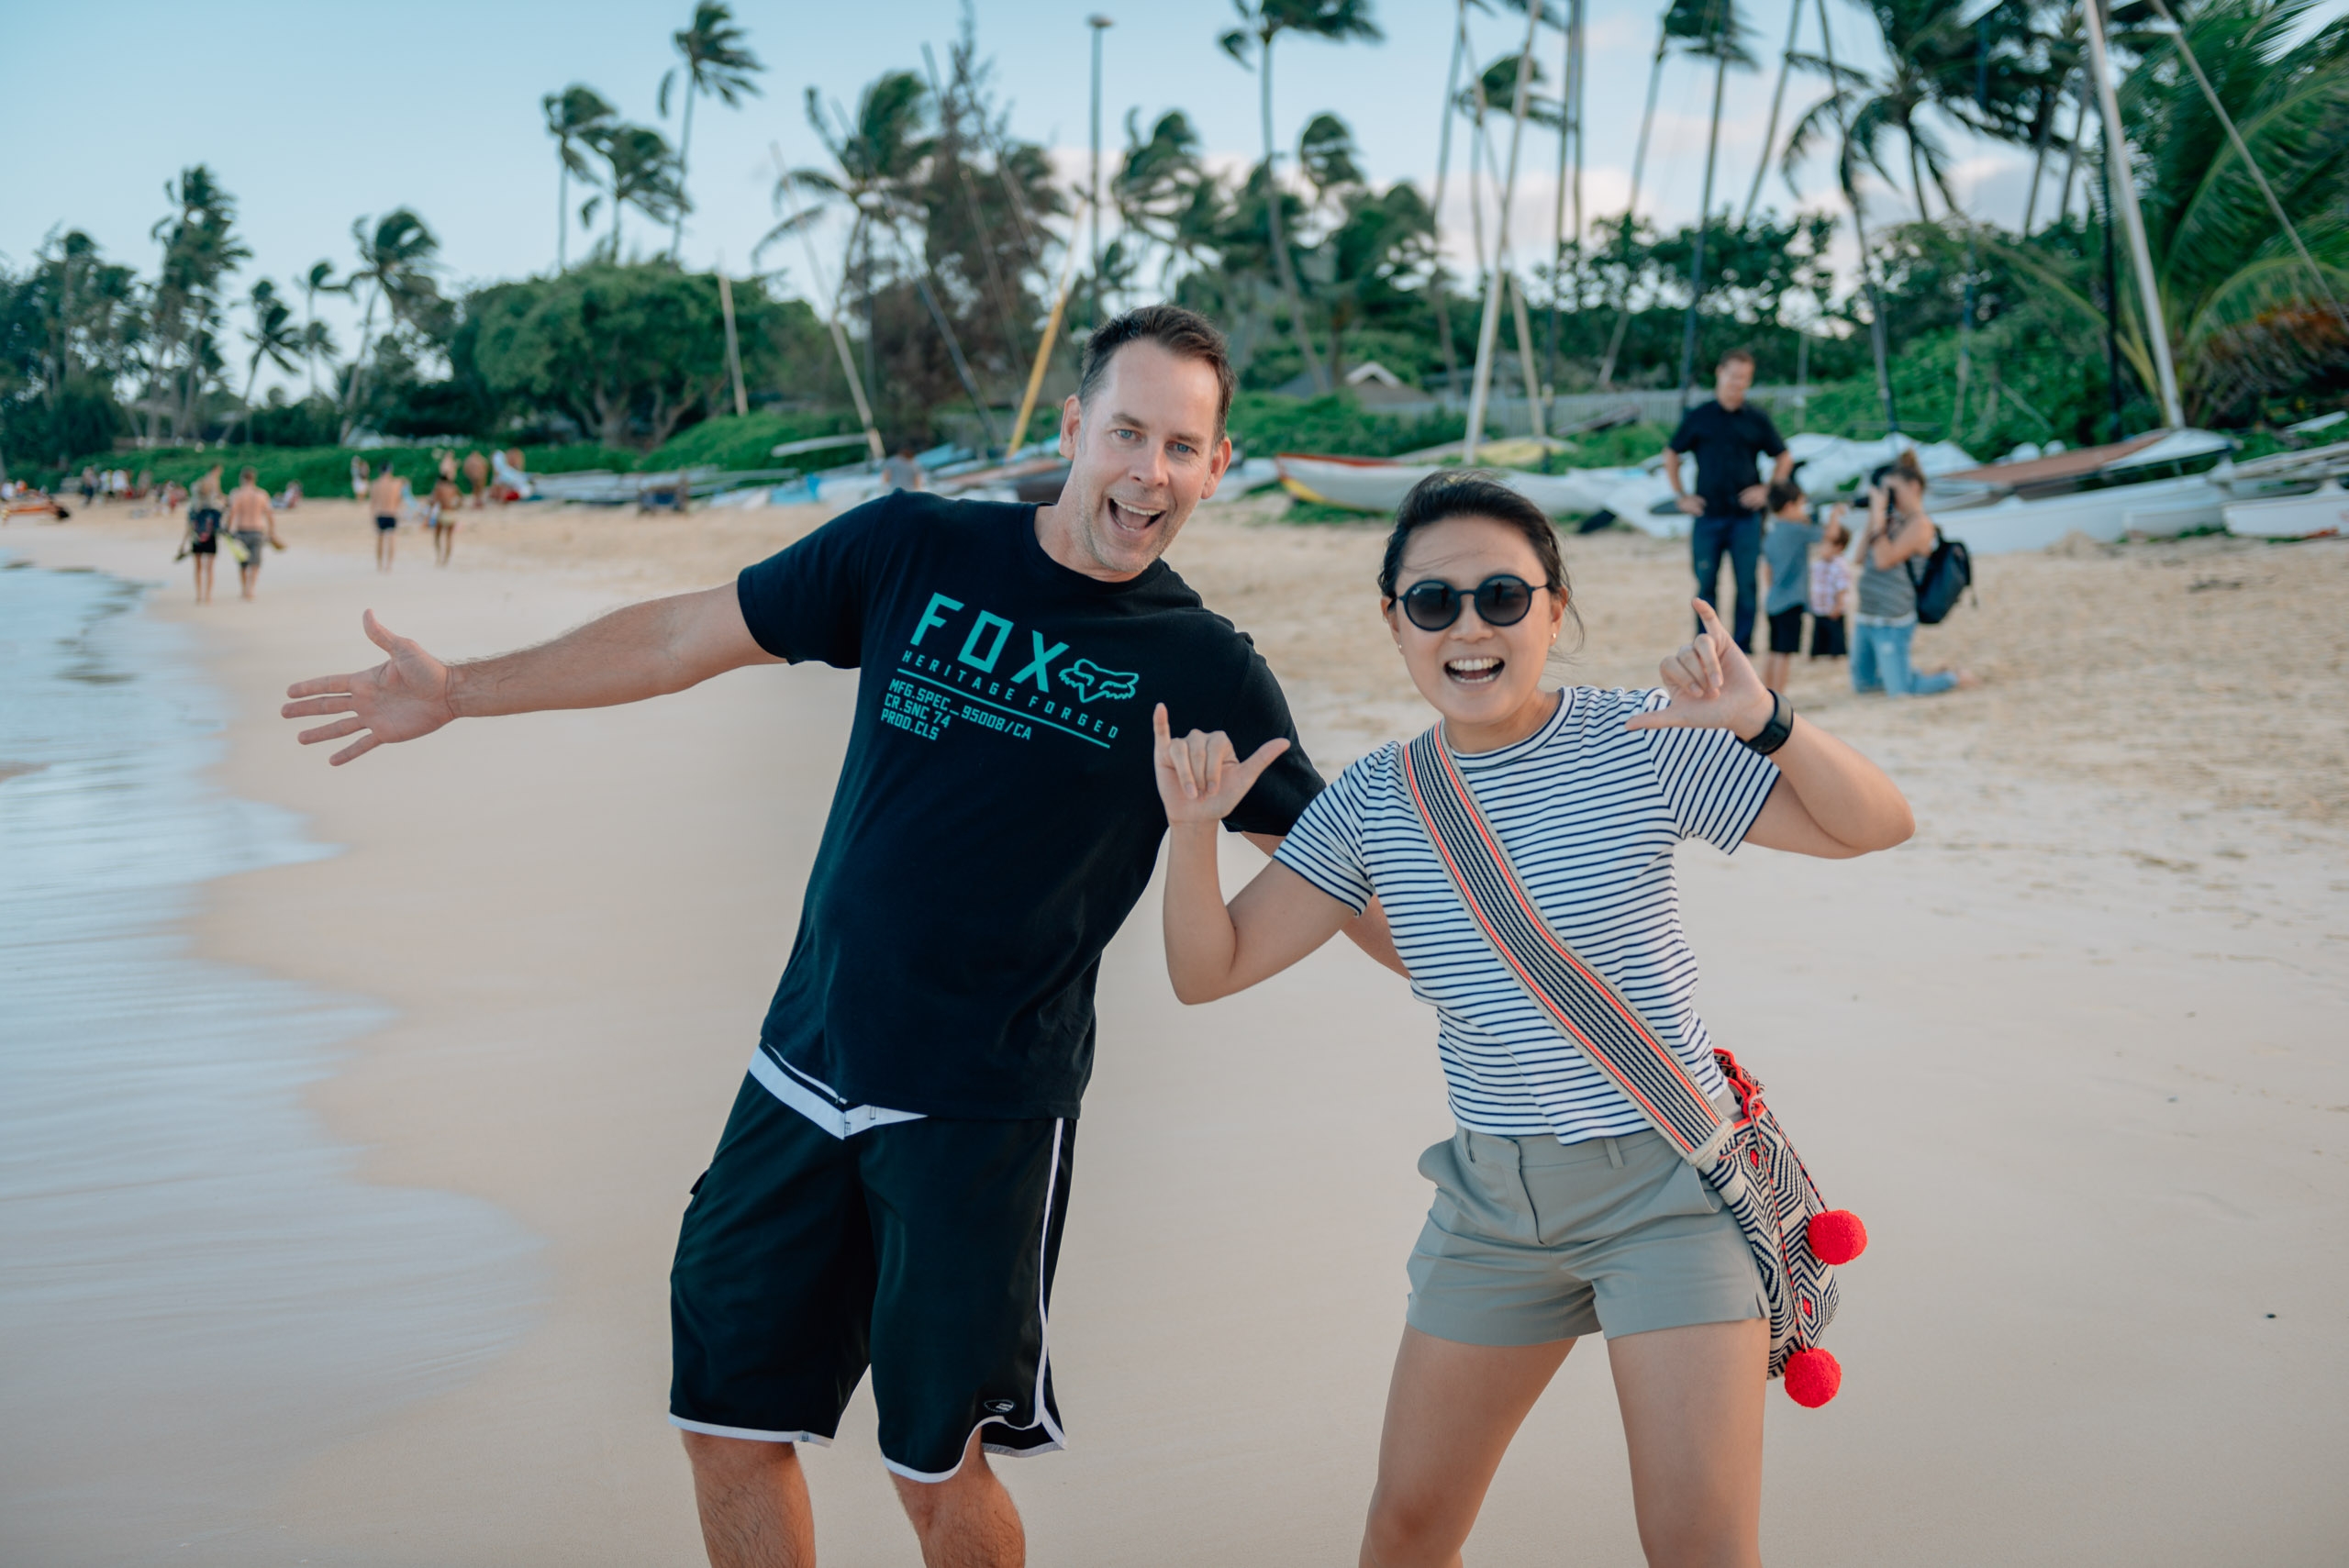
top-left (640, 410), bottom-right (863, 473)
top-left (1226, 392), bottom-right (1468, 461)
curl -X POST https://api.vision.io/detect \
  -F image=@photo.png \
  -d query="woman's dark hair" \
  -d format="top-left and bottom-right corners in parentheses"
top-left (1378, 471), bottom-right (1583, 643)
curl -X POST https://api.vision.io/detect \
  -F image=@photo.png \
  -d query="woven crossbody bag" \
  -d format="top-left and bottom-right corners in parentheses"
top-left (1400, 726), bottom-right (1866, 1405)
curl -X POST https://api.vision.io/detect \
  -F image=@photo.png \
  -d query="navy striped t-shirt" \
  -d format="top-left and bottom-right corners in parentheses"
top-left (1274, 687), bottom-right (1780, 1144)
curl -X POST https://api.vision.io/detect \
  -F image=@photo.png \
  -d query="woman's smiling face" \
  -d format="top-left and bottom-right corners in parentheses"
top-left (1384, 515), bottom-right (1567, 751)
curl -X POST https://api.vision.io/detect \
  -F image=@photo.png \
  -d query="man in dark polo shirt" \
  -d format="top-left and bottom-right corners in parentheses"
top-left (1664, 348), bottom-right (1795, 651)
top-left (282, 305), bottom-right (1397, 1568)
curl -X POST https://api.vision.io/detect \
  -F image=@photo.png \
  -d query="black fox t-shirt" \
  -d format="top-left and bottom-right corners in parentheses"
top-left (735, 491), bottom-right (1322, 1119)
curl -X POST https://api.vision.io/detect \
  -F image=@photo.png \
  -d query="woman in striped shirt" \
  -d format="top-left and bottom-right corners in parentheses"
top-left (1153, 473), bottom-right (1913, 1567)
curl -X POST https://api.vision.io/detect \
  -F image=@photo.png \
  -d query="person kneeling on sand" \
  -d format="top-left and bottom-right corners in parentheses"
top-left (227, 467), bottom-right (283, 600)
top-left (1152, 472), bottom-right (1914, 1568)
top-left (281, 305), bottom-right (1401, 1568)
top-left (1853, 453), bottom-right (1976, 697)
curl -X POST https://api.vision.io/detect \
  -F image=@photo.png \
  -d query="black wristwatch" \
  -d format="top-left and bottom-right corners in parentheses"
top-left (1741, 690), bottom-right (1795, 755)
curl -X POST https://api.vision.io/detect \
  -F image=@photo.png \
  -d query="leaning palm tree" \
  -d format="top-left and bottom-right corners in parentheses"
top-left (659, 3), bottom-right (764, 259)
top-left (1218, 0), bottom-right (1385, 395)
top-left (340, 208), bottom-right (441, 437)
top-left (237, 279), bottom-right (301, 442)
top-left (295, 259), bottom-right (345, 397)
top-left (1115, 109), bottom-right (1221, 289)
top-left (542, 84), bottom-right (618, 271)
top-left (599, 124), bottom-right (688, 260)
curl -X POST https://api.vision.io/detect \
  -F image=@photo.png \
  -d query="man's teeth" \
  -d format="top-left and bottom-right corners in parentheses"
top-left (1110, 499), bottom-right (1163, 525)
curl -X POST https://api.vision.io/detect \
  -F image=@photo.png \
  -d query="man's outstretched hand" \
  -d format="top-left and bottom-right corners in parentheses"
top-left (1624, 598), bottom-right (1775, 740)
top-left (282, 610), bottom-right (457, 765)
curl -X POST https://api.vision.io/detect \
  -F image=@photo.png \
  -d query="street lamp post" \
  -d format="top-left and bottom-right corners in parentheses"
top-left (1088, 15), bottom-right (1113, 334)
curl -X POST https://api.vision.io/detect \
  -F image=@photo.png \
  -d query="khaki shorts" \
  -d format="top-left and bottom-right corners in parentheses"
top-left (1406, 1118), bottom-right (1765, 1347)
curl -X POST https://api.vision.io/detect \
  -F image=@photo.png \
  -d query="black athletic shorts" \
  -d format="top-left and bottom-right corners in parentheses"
top-left (1767, 605), bottom-right (1807, 654)
top-left (1809, 613), bottom-right (1848, 659)
top-left (374, 514), bottom-right (398, 532)
top-left (670, 1075), bottom-right (1074, 1482)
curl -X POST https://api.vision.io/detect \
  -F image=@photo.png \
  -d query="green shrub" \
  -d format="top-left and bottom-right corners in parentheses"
top-left (1226, 392), bottom-right (1467, 460)
top-left (640, 410), bottom-right (863, 473)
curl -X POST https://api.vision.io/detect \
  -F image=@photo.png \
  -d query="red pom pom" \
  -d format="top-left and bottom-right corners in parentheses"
top-left (1808, 1209), bottom-right (1868, 1265)
top-left (1782, 1347), bottom-right (1842, 1407)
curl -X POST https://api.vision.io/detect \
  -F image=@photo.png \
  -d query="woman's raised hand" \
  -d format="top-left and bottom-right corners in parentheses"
top-left (1625, 599), bottom-right (1775, 739)
top-left (1153, 702), bottom-right (1290, 827)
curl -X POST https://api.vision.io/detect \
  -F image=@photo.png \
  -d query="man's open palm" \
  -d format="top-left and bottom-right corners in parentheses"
top-left (283, 610), bottom-right (457, 765)
top-left (1625, 599), bottom-right (1773, 738)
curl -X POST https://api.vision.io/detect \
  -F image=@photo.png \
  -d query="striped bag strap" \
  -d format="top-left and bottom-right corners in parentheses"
top-left (1400, 727), bottom-right (1733, 1166)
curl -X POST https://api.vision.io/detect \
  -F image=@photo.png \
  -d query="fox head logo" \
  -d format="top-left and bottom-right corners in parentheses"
top-left (1060, 659), bottom-right (1139, 703)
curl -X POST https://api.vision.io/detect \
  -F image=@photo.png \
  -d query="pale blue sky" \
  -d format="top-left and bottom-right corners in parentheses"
top-left (8, 0), bottom-right (2340, 395)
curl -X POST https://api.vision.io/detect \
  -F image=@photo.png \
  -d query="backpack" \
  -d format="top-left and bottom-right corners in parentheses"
top-left (1909, 536), bottom-right (1972, 625)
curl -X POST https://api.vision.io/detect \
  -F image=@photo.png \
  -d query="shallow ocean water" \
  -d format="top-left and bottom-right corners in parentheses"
top-left (0, 558), bottom-right (542, 1562)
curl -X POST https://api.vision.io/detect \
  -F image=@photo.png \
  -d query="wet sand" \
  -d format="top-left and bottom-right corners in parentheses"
top-left (4, 496), bottom-right (2344, 1564)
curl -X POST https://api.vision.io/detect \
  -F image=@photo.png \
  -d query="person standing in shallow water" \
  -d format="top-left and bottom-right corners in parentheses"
top-left (280, 305), bottom-right (1403, 1568)
top-left (1664, 349), bottom-right (1794, 654)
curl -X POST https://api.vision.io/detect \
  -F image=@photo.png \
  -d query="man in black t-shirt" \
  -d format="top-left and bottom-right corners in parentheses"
top-left (282, 306), bottom-right (1397, 1567)
top-left (1664, 348), bottom-right (1794, 652)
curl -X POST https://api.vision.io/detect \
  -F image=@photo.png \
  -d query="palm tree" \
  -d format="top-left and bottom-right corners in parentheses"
top-left (1597, 0), bottom-right (1731, 387)
top-left (543, 84), bottom-right (618, 271)
top-left (659, 4), bottom-right (764, 259)
top-left (2000, 0), bottom-right (2349, 421)
top-left (147, 164), bottom-right (250, 440)
top-left (785, 72), bottom-right (938, 410)
top-left (1115, 109), bottom-right (1221, 289)
top-left (340, 208), bottom-right (441, 437)
top-left (1218, 0), bottom-right (1385, 395)
top-left (1675, 0), bottom-right (1760, 404)
top-left (237, 279), bottom-right (300, 442)
top-left (598, 125), bottom-right (688, 260)
top-left (295, 260), bottom-right (345, 397)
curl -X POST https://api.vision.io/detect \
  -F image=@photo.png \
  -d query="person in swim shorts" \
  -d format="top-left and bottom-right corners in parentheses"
top-left (1152, 471), bottom-right (1914, 1567)
top-left (281, 304), bottom-right (1401, 1568)
top-left (428, 473), bottom-right (462, 566)
top-left (368, 465), bottom-right (405, 573)
top-left (226, 466), bottom-right (282, 600)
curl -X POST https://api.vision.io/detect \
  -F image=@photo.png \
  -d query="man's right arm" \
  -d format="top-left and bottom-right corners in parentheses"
top-left (284, 583), bottom-right (782, 765)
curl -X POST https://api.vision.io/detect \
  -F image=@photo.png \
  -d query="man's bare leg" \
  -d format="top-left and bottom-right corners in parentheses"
top-left (683, 1432), bottom-right (814, 1568)
top-left (890, 1429), bottom-right (1025, 1568)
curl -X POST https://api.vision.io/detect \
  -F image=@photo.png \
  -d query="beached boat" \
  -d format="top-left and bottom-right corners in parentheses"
top-left (2223, 478), bottom-right (2348, 539)
top-left (1275, 452), bottom-right (1648, 521)
top-left (1923, 429), bottom-right (2236, 552)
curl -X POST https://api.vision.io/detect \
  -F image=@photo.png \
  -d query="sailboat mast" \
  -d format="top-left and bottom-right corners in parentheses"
top-left (2081, 0), bottom-right (2183, 426)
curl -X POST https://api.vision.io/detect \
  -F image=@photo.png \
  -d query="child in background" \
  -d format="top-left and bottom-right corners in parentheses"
top-left (1758, 479), bottom-right (1820, 693)
top-left (1809, 506), bottom-right (1854, 661)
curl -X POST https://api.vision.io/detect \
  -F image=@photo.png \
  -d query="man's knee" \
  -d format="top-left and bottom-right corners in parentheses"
top-left (683, 1429), bottom-right (799, 1483)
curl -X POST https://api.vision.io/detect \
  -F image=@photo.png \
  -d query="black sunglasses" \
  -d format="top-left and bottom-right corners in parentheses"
top-left (1397, 573), bottom-right (1541, 632)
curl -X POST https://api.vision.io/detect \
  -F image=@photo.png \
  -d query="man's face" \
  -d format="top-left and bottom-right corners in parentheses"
top-left (1715, 356), bottom-right (1754, 407)
top-left (1053, 341), bottom-right (1232, 579)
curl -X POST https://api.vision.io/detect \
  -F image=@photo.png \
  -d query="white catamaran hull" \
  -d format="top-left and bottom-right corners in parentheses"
top-left (1275, 455), bottom-right (1649, 523)
top-left (1936, 474), bottom-right (2228, 554)
top-left (2222, 480), bottom-right (2348, 539)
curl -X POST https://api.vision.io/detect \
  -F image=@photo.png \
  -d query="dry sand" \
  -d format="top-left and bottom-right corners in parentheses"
top-left (5, 495), bottom-right (2345, 1566)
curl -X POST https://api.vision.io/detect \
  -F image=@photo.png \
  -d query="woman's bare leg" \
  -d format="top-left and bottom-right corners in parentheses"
top-left (1607, 1318), bottom-right (1767, 1568)
top-left (1359, 1327), bottom-right (1574, 1568)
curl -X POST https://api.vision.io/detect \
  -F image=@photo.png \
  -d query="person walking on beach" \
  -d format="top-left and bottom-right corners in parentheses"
top-left (427, 471), bottom-right (462, 566)
top-left (1150, 472), bottom-right (1913, 1568)
top-left (282, 306), bottom-right (1394, 1568)
top-left (226, 467), bottom-right (282, 600)
top-left (181, 482), bottom-right (221, 601)
top-left (1853, 453), bottom-right (1976, 697)
top-left (187, 466), bottom-right (228, 604)
top-left (368, 464), bottom-right (405, 573)
top-left (1758, 479), bottom-right (1820, 694)
top-left (1664, 349), bottom-right (1794, 653)
top-left (462, 449), bottom-right (489, 507)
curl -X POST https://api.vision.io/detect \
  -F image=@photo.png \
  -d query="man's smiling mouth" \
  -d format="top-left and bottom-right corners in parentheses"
top-left (1106, 496), bottom-right (1164, 535)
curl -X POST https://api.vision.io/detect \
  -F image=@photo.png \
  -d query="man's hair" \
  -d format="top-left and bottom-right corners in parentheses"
top-left (1078, 304), bottom-right (1236, 440)
top-left (239, 466), bottom-right (258, 484)
top-left (1719, 347), bottom-right (1756, 372)
top-left (1765, 478), bottom-right (1805, 514)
